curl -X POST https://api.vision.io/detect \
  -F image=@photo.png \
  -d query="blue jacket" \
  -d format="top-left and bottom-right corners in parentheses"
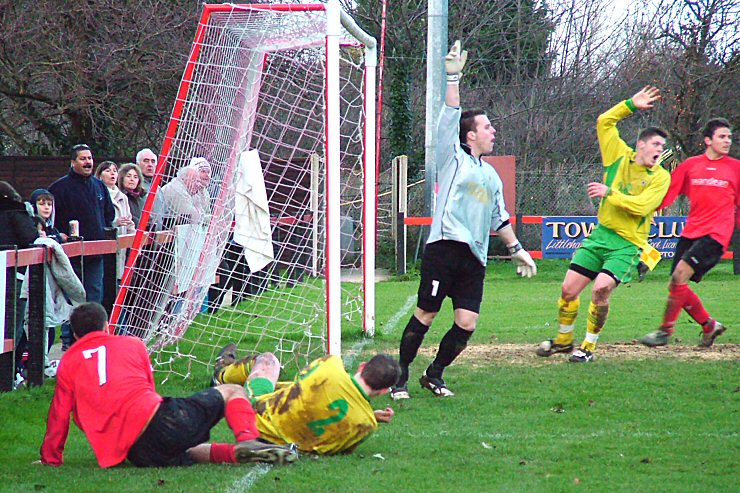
top-left (49, 169), bottom-right (115, 241)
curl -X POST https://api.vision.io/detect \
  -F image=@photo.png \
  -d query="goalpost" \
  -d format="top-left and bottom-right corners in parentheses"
top-left (111, 1), bottom-right (376, 376)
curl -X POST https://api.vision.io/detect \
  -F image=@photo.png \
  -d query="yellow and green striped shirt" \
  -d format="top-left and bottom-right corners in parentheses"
top-left (595, 100), bottom-right (670, 247)
top-left (252, 355), bottom-right (377, 455)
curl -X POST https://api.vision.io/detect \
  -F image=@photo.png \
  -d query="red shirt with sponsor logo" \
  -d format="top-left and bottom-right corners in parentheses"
top-left (659, 154), bottom-right (740, 248)
top-left (40, 331), bottom-right (163, 468)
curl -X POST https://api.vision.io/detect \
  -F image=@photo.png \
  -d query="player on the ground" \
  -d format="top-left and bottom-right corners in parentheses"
top-left (389, 39), bottom-right (536, 399)
top-left (212, 344), bottom-right (399, 455)
top-left (40, 303), bottom-right (297, 468)
top-left (536, 86), bottom-right (671, 362)
top-left (640, 118), bottom-right (739, 347)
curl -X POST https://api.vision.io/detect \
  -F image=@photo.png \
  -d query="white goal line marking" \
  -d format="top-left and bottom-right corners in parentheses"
top-left (343, 295), bottom-right (415, 368)
top-left (226, 463), bottom-right (271, 493)
top-left (381, 295), bottom-right (416, 335)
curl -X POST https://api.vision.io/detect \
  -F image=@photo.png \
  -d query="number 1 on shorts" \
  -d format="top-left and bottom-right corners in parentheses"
top-left (431, 279), bottom-right (440, 297)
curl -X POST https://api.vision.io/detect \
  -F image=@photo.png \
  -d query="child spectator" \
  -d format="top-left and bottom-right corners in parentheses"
top-left (30, 189), bottom-right (67, 244)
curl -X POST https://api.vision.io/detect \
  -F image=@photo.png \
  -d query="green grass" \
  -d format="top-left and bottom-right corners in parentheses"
top-left (1, 260), bottom-right (737, 492)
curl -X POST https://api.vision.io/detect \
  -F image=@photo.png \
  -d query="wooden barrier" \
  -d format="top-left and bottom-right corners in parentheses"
top-left (0, 231), bottom-right (133, 391)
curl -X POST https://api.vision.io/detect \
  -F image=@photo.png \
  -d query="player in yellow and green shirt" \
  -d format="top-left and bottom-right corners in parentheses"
top-left (536, 85), bottom-right (671, 363)
top-left (213, 346), bottom-right (400, 455)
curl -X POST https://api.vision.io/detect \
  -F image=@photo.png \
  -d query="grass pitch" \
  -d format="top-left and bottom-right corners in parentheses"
top-left (1, 259), bottom-right (737, 492)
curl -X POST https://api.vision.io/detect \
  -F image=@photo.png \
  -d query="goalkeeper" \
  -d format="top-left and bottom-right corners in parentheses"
top-left (212, 345), bottom-right (400, 455)
top-left (390, 40), bottom-right (537, 399)
top-left (536, 86), bottom-right (671, 363)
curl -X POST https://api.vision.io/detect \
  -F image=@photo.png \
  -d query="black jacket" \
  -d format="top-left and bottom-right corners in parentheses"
top-left (0, 198), bottom-right (38, 250)
top-left (49, 169), bottom-right (115, 241)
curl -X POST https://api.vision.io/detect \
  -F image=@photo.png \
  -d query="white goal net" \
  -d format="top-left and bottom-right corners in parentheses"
top-left (111, 1), bottom-right (376, 379)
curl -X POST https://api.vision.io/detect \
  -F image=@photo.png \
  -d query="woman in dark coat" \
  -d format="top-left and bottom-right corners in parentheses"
top-left (0, 181), bottom-right (39, 383)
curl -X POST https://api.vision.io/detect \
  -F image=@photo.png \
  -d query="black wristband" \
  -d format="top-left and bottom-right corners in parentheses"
top-left (507, 243), bottom-right (523, 255)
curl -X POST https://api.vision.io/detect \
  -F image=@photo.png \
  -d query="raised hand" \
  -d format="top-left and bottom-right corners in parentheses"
top-left (445, 40), bottom-right (468, 76)
top-left (631, 85), bottom-right (661, 110)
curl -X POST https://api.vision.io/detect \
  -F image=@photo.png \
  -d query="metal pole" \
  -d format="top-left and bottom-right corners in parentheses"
top-left (423, 0), bottom-right (448, 244)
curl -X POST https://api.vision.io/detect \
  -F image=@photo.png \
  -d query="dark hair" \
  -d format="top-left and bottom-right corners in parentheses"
top-left (95, 160), bottom-right (117, 179)
top-left (459, 109), bottom-right (487, 145)
top-left (360, 354), bottom-right (401, 390)
top-left (70, 144), bottom-right (91, 160)
top-left (703, 118), bottom-right (731, 140)
top-left (637, 126), bottom-right (668, 142)
top-left (0, 181), bottom-right (22, 202)
top-left (118, 163), bottom-right (145, 195)
top-left (34, 193), bottom-right (54, 203)
top-left (70, 302), bottom-right (108, 339)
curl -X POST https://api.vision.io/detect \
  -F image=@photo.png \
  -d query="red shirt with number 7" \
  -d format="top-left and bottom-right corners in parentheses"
top-left (40, 331), bottom-right (163, 468)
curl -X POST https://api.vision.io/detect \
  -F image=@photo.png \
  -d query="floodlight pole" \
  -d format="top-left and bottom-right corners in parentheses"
top-left (424, 0), bottom-right (448, 238)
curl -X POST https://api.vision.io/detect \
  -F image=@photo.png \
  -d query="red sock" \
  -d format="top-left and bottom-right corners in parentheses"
top-left (681, 286), bottom-right (710, 329)
top-left (209, 443), bottom-right (237, 464)
top-left (224, 397), bottom-right (259, 442)
top-left (660, 284), bottom-right (690, 334)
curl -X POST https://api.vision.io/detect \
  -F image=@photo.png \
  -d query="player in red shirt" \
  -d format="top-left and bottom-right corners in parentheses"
top-left (640, 118), bottom-right (739, 347)
top-left (40, 302), bottom-right (297, 468)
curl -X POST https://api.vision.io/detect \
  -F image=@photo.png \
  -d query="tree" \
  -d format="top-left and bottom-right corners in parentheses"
top-left (0, 0), bottom-right (201, 156)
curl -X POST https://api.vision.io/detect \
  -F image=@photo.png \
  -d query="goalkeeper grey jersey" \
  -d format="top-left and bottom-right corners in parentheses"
top-left (427, 105), bottom-right (510, 266)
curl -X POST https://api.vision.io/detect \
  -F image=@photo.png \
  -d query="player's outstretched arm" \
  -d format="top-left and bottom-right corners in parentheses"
top-left (630, 85), bottom-right (661, 110)
top-left (497, 224), bottom-right (537, 278)
top-left (444, 39), bottom-right (467, 107)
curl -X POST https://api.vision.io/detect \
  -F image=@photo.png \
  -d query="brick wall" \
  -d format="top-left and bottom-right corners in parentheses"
top-left (0, 156), bottom-right (131, 200)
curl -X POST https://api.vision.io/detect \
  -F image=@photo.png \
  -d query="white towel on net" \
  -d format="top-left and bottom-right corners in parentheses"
top-left (233, 149), bottom-right (274, 273)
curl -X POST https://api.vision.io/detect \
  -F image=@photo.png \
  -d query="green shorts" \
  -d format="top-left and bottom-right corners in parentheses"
top-left (571, 225), bottom-right (640, 284)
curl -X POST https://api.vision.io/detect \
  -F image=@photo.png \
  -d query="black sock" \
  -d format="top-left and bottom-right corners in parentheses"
top-left (397, 316), bottom-right (430, 386)
top-left (428, 323), bottom-right (473, 378)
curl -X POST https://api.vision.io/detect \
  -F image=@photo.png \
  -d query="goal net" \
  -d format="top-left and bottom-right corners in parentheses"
top-left (111, 1), bottom-right (376, 378)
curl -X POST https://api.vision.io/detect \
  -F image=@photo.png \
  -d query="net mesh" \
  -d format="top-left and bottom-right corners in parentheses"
top-left (114, 5), bottom-right (368, 379)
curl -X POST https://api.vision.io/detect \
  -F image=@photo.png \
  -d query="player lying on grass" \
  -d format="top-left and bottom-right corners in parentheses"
top-left (536, 86), bottom-right (671, 363)
top-left (640, 117), bottom-right (739, 348)
top-left (390, 39), bottom-right (536, 400)
top-left (212, 344), bottom-right (399, 455)
top-left (39, 302), bottom-right (297, 468)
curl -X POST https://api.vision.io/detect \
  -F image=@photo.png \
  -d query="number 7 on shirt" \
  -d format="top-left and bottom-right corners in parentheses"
top-left (82, 346), bottom-right (108, 386)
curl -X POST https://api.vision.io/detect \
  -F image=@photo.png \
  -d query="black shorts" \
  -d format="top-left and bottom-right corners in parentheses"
top-left (127, 387), bottom-right (225, 467)
top-left (417, 240), bottom-right (486, 313)
top-left (672, 236), bottom-right (724, 283)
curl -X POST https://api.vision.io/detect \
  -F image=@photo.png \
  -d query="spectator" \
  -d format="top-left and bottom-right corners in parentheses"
top-left (29, 189), bottom-right (67, 244)
top-left (118, 163), bottom-right (147, 228)
top-left (136, 148), bottom-right (157, 193)
top-left (96, 161), bottom-right (135, 282)
top-left (0, 181), bottom-right (38, 382)
top-left (123, 158), bottom-right (212, 339)
top-left (22, 189), bottom-right (71, 364)
top-left (150, 157), bottom-right (212, 230)
top-left (49, 144), bottom-right (115, 350)
top-left (96, 161), bottom-right (135, 236)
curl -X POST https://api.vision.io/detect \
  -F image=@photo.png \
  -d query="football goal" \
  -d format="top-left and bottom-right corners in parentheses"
top-left (111, 1), bottom-right (377, 377)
